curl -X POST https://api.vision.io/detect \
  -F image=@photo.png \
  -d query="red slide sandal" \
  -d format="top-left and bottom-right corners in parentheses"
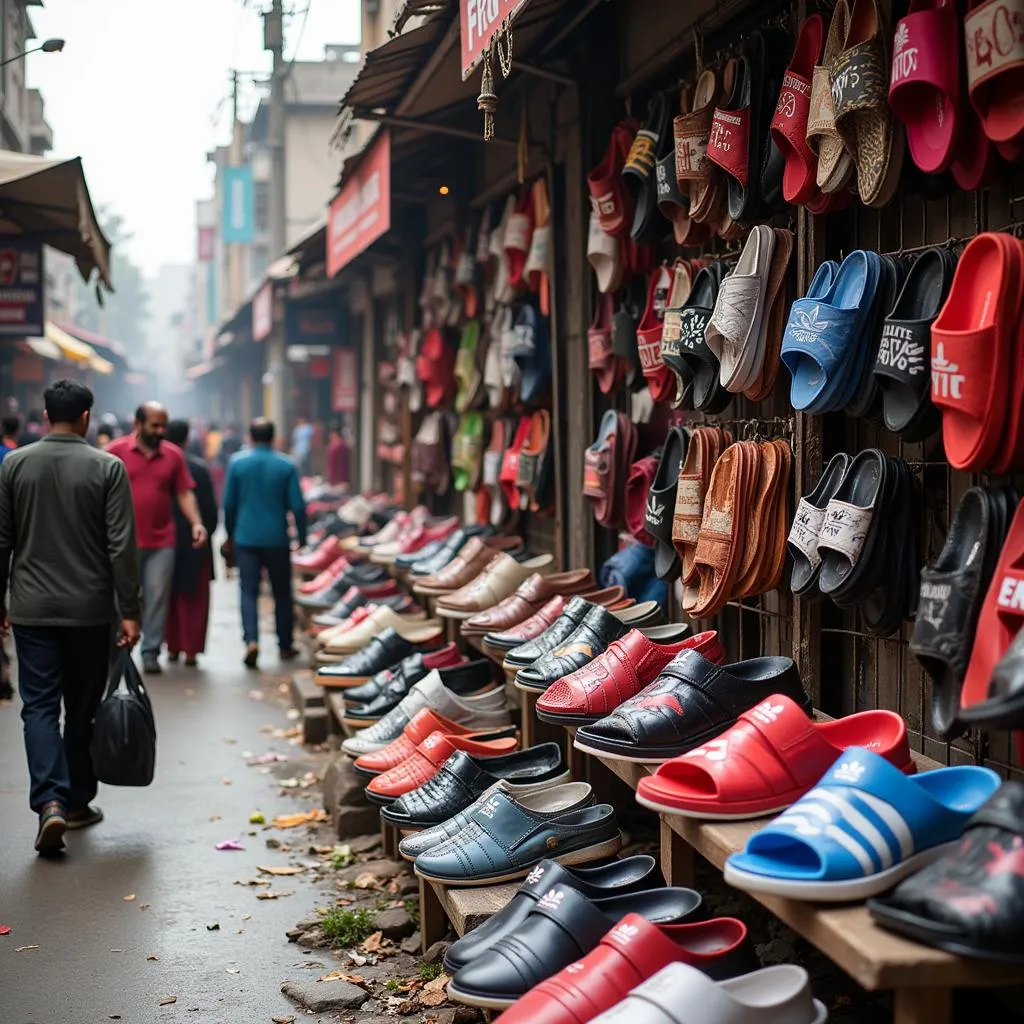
top-left (930, 231), bottom-right (1022, 472)
top-left (990, 237), bottom-right (1024, 475)
top-left (889, 0), bottom-right (961, 173)
top-left (636, 695), bottom-right (913, 821)
top-left (966, 0), bottom-right (1024, 145)
top-left (961, 502), bottom-right (1024, 712)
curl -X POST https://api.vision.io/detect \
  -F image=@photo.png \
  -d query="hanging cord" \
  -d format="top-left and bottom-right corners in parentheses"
top-left (477, 17), bottom-right (516, 141)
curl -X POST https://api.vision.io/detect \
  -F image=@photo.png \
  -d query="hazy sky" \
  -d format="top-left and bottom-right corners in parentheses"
top-left (27, 0), bottom-right (361, 276)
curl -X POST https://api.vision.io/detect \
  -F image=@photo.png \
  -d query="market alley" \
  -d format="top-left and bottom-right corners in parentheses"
top-left (0, 578), bottom-right (327, 1024)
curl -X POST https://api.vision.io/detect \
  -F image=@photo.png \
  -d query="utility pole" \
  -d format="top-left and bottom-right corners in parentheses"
top-left (264, 0), bottom-right (287, 430)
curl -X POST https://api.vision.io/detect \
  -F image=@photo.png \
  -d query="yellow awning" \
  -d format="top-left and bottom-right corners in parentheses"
top-left (24, 337), bottom-right (61, 361)
top-left (44, 321), bottom-right (113, 375)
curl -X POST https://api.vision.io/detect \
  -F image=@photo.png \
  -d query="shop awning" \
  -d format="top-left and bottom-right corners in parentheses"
top-left (43, 321), bottom-right (114, 375)
top-left (23, 337), bottom-right (61, 361)
top-left (0, 152), bottom-right (112, 290)
top-left (52, 320), bottom-right (128, 363)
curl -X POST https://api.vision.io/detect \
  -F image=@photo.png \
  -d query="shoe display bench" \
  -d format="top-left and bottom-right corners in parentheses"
top-left (567, 727), bottom-right (1021, 1024)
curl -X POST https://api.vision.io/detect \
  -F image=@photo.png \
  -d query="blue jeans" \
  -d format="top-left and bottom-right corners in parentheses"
top-left (139, 546), bottom-right (175, 660)
top-left (236, 546), bottom-right (294, 651)
top-left (13, 624), bottom-right (112, 812)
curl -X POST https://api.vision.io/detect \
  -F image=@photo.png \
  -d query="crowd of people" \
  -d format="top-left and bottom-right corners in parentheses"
top-left (0, 379), bottom-right (319, 856)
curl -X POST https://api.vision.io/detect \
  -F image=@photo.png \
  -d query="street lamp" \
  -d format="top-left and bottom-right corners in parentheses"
top-left (0, 38), bottom-right (65, 68)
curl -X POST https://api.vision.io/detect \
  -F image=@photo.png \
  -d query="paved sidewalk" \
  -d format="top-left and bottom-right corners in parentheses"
top-left (0, 578), bottom-right (327, 1023)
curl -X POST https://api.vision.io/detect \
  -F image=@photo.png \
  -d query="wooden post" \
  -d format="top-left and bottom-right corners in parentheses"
top-left (418, 876), bottom-right (447, 952)
top-left (893, 988), bottom-right (952, 1024)
top-left (660, 817), bottom-right (695, 888)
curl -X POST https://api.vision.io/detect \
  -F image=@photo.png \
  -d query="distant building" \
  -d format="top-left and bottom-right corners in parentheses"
top-left (1, 1), bottom-right (53, 155)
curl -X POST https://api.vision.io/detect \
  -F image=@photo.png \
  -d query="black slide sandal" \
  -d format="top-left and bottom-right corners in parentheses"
top-left (787, 452), bottom-right (851, 597)
top-left (623, 91), bottom-right (672, 243)
top-left (644, 427), bottom-right (688, 582)
top-left (673, 262), bottom-right (732, 413)
top-left (754, 28), bottom-right (792, 217)
top-left (874, 247), bottom-right (957, 440)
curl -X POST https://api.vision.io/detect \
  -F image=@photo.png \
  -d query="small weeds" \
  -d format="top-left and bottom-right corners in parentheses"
top-left (384, 978), bottom-right (403, 993)
top-left (329, 844), bottom-right (356, 870)
top-left (318, 906), bottom-right (375, 947)
top-left (419, 962), bottom-right (443, 981)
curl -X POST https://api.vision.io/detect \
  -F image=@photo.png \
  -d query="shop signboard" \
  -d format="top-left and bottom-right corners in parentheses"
top-left (197, 226), bottom-right (215, 262)
top-left (252, 281), bottom-right (273, 342)
top-left (331, 347), bottom-right (357, 412)
top-left (327, 131), bottom-right (391, 278)
top-left (285, 296), bottom-right (342, 345)
top-left (461, 0), bottom-right (529, 79)
top-left (0, 238), bottom-right (44, 336)
top-left (222, 165), bottom-right (255, 245)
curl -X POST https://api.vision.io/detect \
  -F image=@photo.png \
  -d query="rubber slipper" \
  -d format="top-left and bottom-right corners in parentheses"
top-left (638, 695), bottom-right (912, 820)
top-left (961, 620), bottom-right (1024, 729)
top-left (707, 48), bottom-right (766, 224)
top-left (680, 68), bottom-right (727, 225)
top-left (966, 0), bottom-right (1024, 145)
top-left (771, 15), bottom-right (827, 205)
top-left (786, 442), bottom-right (846, 596)
top-left (589, 961), bottom-right (827, 1024)
top-left (931, 231), bottom-right (1022, 472)
top-left (658, 88), bottom-right (709, 246)
top-left (673, 427), bottom-right (728, 593)
top-left (644, 427), bottom-right (689, 581)
top-left (705, 225), bottom-right (776, 394)
top-left (817, 448), bottom-right (889, 601)
top-left (516, 410), bottom-right (553, 513)
top-left (589, 292), bottom-right (623, 395)
top-left (724, 748), bottom-right (1002, 902)
top-left (637, 263), bottom-right (676, 403)
top-left (525, 178), bottom-right (551, 313)
top-left (960, 500), bottom-right (1024, 712)
top-left (843, 254), bottom-right (910, 419)
top-left (587, 211), bottom-right (625, 295)
top-left (874, 246), bottom-right (957, 440)
top-left (669, 261), bottom-right (733, 413)
top-left (743, 227), bottom-right (794, 404)
top-left (752, 439), bottom-right (795, 597)
top-left (732, 441), bottom-right (784, 598)
top-left (584, 410), bottom-right (620, 529)
top-left (499, 415), bottom-right (532, 514)
top-left (952, 102), bottom-right (1002, 189)
top-left (831, 0), bottom-right (906, 208)
top-left (914, 487), bottom-right (1015, 737)
top-left (870, 781), bottom-right (1024, 964)
top-left (626, 450), bottom-right (661, 546)
top-left (889, 0), bottom-right (961, 173)
top-left (809, 0), bottom-right (855, 193)
top-left (612, 284), bottom-right (646, 393)
top-left (781, 253), bottom-right (880, 412)
top-left (504, 187), bottom-right (534, 292)
top-left (588, 120), bottom-right (637, 238)
top-left (990, 237), bottom-right (1024, 475)
top-left (624, 91), bottom-right (672, 242)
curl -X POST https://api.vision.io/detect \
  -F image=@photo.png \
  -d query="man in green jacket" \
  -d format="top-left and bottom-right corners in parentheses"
top-left (0, 379), bottom-right (142, 856)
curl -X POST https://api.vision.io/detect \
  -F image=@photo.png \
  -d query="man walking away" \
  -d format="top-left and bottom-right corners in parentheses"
top-left (165, 420), bottom-right (219, 667)
top-left (223, 418), bottom-right (306, 669)
top-left (0, 379), bottom-right (141, 855)
top-left (108, 402), bottom-right (208, 675)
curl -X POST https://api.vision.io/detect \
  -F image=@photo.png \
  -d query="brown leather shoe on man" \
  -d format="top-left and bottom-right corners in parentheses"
top-left (35, 800), bottom-right (67, 855)
top-left (67, 805), bottom-right (104, 830)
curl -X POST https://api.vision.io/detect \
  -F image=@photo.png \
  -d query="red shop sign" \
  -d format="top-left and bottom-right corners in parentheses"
top-left (252, 281), bottom-right (273, 342)
top-left (332, 348), bottom-right (358, 412)
top-left (197, 226), bottom-right (215, 263)
top-left (327, 131), bottom-right (391, 278)
top-left (460, 0), bottom-right (529, 79)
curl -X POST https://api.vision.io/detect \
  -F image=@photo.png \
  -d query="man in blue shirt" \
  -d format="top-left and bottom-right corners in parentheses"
top-left (223, 418), bottom-right (307, 669)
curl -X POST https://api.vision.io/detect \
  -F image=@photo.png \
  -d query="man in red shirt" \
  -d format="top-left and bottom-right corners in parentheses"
top-left (108, 402), bottom-right (208, 674)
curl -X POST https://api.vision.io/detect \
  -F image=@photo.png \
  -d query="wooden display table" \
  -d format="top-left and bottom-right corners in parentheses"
top-left (419, 874), bottom-right (519, 951)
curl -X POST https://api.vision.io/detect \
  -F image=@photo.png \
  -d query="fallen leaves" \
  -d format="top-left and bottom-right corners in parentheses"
top-left (14, 945), bottom-right (39, 952)
top-left (147, 955), bottom-right (159, 961)
top-left (122, 894), bottom-right (136, 902)
top-left (350, 872), bottom-right (380, 890)
top-left (158, 996), bottom-right (177, 1006)
top-left (269, 809), bottom-right (327, 830)
top-left (215, 839), bottom-right (245, 851)
top-left (235, 878), bottom-right (272, 888)
top-left (255, 890), bottom-right (294, 900)
top-left (361, 931), bottom-right (386, 953)
top-left (257, 864), bottom-right (305, 876)
top-left (318, 970), bottom-right (365, 984)
top-left (271, 1017), bottom-right (295, 1024)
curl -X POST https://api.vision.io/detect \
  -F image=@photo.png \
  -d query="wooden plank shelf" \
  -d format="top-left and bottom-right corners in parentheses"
top-left (419, 874), bottom-right (519, 952)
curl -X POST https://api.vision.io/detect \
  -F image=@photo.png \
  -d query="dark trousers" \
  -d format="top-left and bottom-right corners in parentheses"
top-left (13, 624), bottom-right (112, 813)
top-left (236, 546), bottom-right (294, 651)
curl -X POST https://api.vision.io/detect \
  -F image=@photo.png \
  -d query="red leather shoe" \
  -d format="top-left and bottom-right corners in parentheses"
top-left (364, 728), bottom-right (519, 802)
top-left (494, 915), bottom-right (753, 1024)
top-left (535, 629), bottom-right (725, 727)
top-left (293, 535), bottom-right (342, 573)
top-left (354, 707), bottom-right (501, 776)
top-left (298, 556), bottom-right (350, 594)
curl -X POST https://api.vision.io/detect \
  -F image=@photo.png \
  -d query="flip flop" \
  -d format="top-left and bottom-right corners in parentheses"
top-left (960, 501), bottom-right (1024, 712)
top-left (724, 748), bottom-right (1002, 901)
top-left (817, 448), bottom-right (890, 602)
top-left (990, 237), bottom-right (1024, 475)
top-left (743, 228), bottom-right (794, 402)
top-left (913, 487), bottom-right (1016, 738)
top-left (638, 695), bottom-right (912, 820)
top-left (874, 247), bottom-right (957, 440)
top-left (588, 121), bottom-right (638, 238)
top-left (808, 0), bottom-right (855, 194)
top-left (831, 0), bottom-right (906, 208)
top-left (930, 231), bottom-right (1022, 472)
top-left (587, 211), bottom-right (625, 295)
top-left (889, 0), bottom-right (961, 173)
top-left (624, 91), bottom-right (673, 242)
top-left (771, 15), bottom-right (827, 206)
top-left (781, 254), bottom-right (880, 412)
top-left (966, 0), bottom-right (1024, 145)
top-left (645, 427), bottom-right (688, 582)
top-left (870, 781), bottom-right (1024, 964)
top-left (588, 962), bottom-right (827, 1024)
top-left (705, 225), bottom-right (776, 394)
top-left (637, 264), bottom-right (676, 403)
top-left (589, 292), bottom-right (624, 395)
top-left (669, 262), bottom-right (732, 413)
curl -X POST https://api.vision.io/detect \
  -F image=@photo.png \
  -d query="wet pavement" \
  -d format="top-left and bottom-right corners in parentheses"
top-left (0, 578), bottom-right (332, 1024)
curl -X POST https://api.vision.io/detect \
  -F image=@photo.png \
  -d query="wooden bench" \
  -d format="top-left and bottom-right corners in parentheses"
top-left (289, 670), bottom-right (329, 745)
top-left (419, 875), bottom-right (519, 951)
top-left (582, 735), bottom-right (1022, 1024)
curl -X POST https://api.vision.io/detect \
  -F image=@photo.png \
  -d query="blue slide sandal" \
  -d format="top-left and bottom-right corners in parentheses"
top-left (724, 748), bottom-right (1001, 902)
top-left (782, 252), bottom-right (881, 414)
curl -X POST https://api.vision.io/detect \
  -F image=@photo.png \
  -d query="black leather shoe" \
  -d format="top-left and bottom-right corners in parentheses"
top-left (380, 743), bottom-right (566, 830)
top-left (443, 855), bottom-right (659, 972)
top-left (341, 651), bottom-right (433, 708)
top-left (316, 628), bottom-right (421, 684)
top-left (410, 526), bottom-right (492, 578)
top-left (573, 651), bottom-right (811, 762)
top-left (502, 596), bottom-right (602, 670)
top-left (393, 539), bottom-right (445, 571)
top-left (446, 884), bottom-right (705, 1010)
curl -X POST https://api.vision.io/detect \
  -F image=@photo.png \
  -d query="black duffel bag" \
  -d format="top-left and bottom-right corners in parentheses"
top-left (90, 648), bottom-right (157, 786)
